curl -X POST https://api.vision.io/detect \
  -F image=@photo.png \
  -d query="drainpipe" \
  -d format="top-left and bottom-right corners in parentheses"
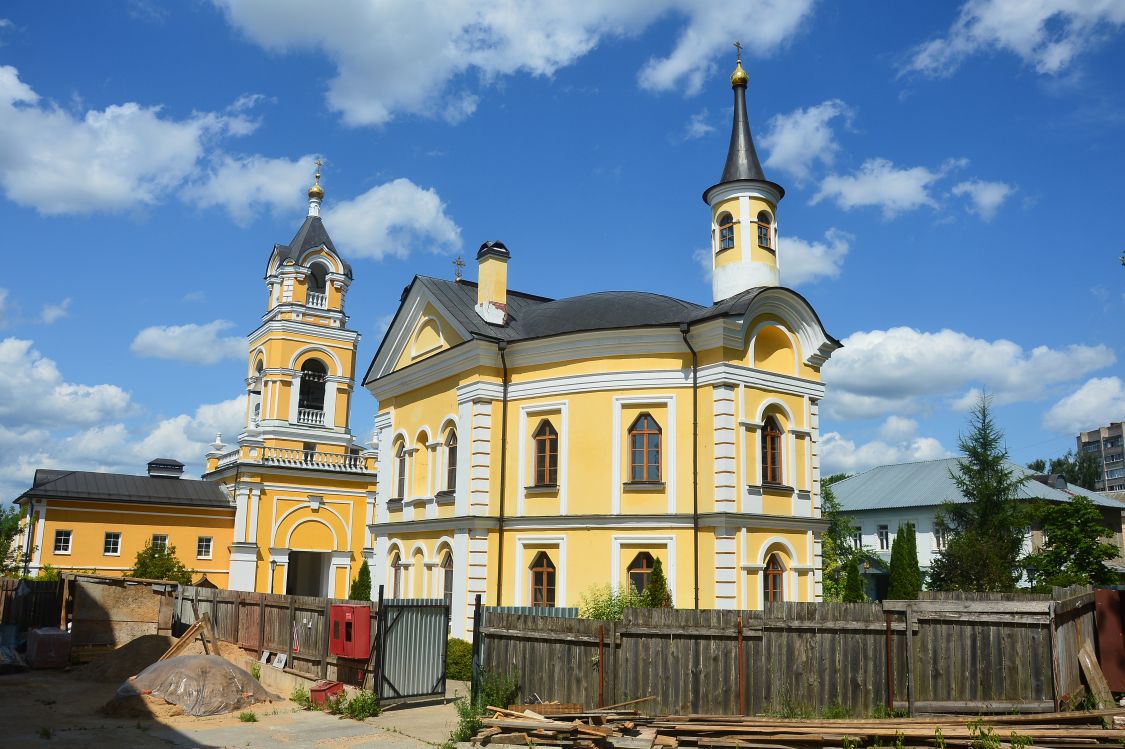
top-left (495, 341), bottom-right (509, 606)
top-left (21, 501), bottom-right (35, 576)
top-left (680, 322), bottom-right (700, 610)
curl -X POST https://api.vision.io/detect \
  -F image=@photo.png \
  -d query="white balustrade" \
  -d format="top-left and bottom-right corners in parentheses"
top-left (215, 449), bottom-right (240, 468)
top-left (297, 408), bottom-right (325, 426)
top-left (307, 291), bottom-right (327, 309)
top-left (261, 447), bottom-right (370, 472)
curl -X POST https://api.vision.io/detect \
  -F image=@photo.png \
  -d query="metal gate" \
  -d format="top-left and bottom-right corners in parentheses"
top-left (375, 592), bottom-right (450, 704)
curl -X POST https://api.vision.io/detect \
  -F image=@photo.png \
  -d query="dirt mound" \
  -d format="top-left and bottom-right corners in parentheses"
top-left (103, 655), bottom-right (273, 717)
top-left (77, 634), bottom-right (206, 683)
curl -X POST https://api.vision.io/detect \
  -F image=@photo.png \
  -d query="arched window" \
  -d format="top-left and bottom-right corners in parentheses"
top-left (530, 551), bottom-right (556, 607)
top-left (251, 360), bottom-right (264, 424)
top-left (628, 552), bottom-right (655, 594)
top-left (309, 262), bottom-right (328, 294)
top-left (389, 551), bottom-right (403, 598)
top-left (445, 431), bottom-right (458, 491)
top-left (297, 359), bottom-right (327, 418)
top-left (756, 210), bottom-right (773, 249)
top-left (628, 413), bottom-right (661, 483)
top-left (441, 552), bottom-right (454, 601)
top-left (717, 212), bottom-right (735, 251)
top-left (533, 420), bottom-right (558, 487)
top-left (763, 553), bottom-right (785, 603)
top-left (394, 442), bottom-right (407, 499)
top-left (761, 415), bottom-right (783, 485)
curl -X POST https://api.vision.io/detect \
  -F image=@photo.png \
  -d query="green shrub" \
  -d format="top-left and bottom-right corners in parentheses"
top-left (578, 584), bottom-right (644, 620)
top-left (291, 686), bottom-right (315, 710)
top-left (238, 711), bottom-right (258, 723)
top-left (641, 558), bottom-right (673, 609)
top-left (325, 692), bottom-right (348, 715)
top-left (250, 662), bottom-right (261, 681)
top-left (447, 638), bottom-right (473, 681)
top-left (349, 559), bottom-right (372, 601)
top-left (343, 690), bottom-right (381, 720)
top-left (447, 669), bottom-right (520, 745)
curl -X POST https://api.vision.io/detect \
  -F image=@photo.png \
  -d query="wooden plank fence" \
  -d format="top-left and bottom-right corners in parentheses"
top-left (0, 578), bottom-right (63, 631)
top-left (174, 585), bottom-right (379, 687)
top-left (478, 589), bottom-right (1098, 717)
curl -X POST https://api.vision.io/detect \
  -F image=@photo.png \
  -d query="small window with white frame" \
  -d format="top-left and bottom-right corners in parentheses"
top-left (54, 529), bottom-right (72, 554)
top-left (717, 212), bottom-right (735, 251)
top-left (103, 532), bottom-right (121, 556)
top-left (152, 534), bottom-right (169, 552)
top-left (197, 536), bottom-right (213, 560)
top-left (756, 210), bottom-right (773, 249)
top-left (934, 525), bottom-right (947, 551)
top-left (877, 524), bottom-right (890, 551)
top-left (851, 527), bottom-right (862, 550)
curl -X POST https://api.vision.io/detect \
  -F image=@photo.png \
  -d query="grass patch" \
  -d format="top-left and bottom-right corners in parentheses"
top-left (447, 669), bottom-right (521, 745)
top-left (239, 712), bottom-right (258, 723)
top-left (291, 686), bottom-right (316, 710)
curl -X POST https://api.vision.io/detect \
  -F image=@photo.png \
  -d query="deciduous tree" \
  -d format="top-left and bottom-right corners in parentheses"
top-left (129, 543), bottom-right (193, 585)
top-left (1026, 495), bottom-right (1118, 590)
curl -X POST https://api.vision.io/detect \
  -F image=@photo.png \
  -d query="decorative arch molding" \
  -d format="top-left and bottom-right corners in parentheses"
top-left (274, 501), bottom-right (349, 550)
top-left (249, 347), bottom-right (267, 377)
top-left (435, 536), bottom-right (454, 560)
top-left (438, 415), bottom-right (459, 437)
top-left (386, 539), bottom-right (405, 559)
top-left (410, 316), bottom-right (447, 359)
top-left (747, 321), bottom-right (800, 377)
top-left (414, 426), bottom-right (433, 446)
top-left (742, 289), bottom-right (840, 367)
top-left (408, 541), bottom-right (429, 563)
top-left (284, 517), bottom-right (339, 550)
top-left (757, 536), bottom-right (799, 565)
top-left (298, 248), bottom-right (343, 275)
top-left (289, 345), bottom-right (342, 375)
top-left (755, 397), bottom-right (797, 426)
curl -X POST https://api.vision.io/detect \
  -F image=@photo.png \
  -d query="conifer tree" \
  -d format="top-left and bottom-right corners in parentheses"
top-left (641, 557), bottom-right (673, 608)
top-left (927, 394), bottom-right (1029, 592)
top-left (842, 559), bottom-right (866, 602)
top-left (886, 522), bottom-right (922, 599)
top-left (349, 559), bottom-right (372, 601)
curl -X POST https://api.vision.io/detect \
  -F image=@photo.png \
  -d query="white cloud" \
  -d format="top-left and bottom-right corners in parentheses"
top-left (0, 337), bottom-right (133, 428)
top-left (821, 430), bottom-right (950, 475)
top-left (903, 0), bottom-right (1125, 78)
top-left (813, 157), bottom-right (966, 218)
top-left (951, 179), bottom-right (1014, 220)
top-left (0, 66), bottom-right (255, 215)
top-left (761, 99), bottom-right (849, 182)
top-left (40, 298), bottom-right (70, 324)
top-left (213, 0), bottom-right (815, 126)
top-left (131, 320), bottom-right (245, 364)
top-left (325, 178), bottom-right (462, 260)
top-left (138, 395), bottom-right (247, 459)
top-left (1043, 376), bottom-right (1125, 433)
top-left (682, 109), bottom-right (715, 140)
top-left (823, 326), bottom-right (1116, 420)
top-left (878, 415), bottom-right (919, 442)
top-left (780, 229), bottom-right (850, 286)
top-left (182, 153), bottom-right (315, 225)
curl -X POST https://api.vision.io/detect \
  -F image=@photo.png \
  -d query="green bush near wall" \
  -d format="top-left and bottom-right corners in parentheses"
top-left (447, 637), bottom-right (473, 681)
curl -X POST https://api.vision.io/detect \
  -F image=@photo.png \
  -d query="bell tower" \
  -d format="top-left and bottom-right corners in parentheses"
top-left (704, 45), bottom-right (786, 302)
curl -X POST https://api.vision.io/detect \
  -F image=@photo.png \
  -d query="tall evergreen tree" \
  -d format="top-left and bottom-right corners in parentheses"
top-left (886, 523), bottom-right (922, 599)
top-left (641, 557), bottom-right (673, 608)
top-left (842, 559), bottom-right (866, 603)
top-left (927, 394), bottom-right (1029, 592)
top-left (349, 559), bottom-right (372, 601)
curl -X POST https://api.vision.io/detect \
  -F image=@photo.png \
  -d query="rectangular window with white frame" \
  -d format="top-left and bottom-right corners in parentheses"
top-left (151, 534), bottom-right (168, 552)
top-left (103, 532), bottom-right (121, 556)
top-left (54, 529), bottom-right (72, 555)
top-left (934, 525), bottom-right (947, 551)
top-left (851, 527), bottom-right (862, 550)
top-left (877, 524), bottom-right (890, 551)
top-left (197, 536), bottom-right (213, 560)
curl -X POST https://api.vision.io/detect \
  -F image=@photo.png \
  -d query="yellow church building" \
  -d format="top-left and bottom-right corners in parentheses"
top-left (17, 169), bottom-right (378, 598)
top-left (363, 57), bottom-right (841, 638)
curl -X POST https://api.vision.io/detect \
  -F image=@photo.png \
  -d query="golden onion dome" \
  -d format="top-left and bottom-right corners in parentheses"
top-left (308, 178), bottom-right (324, 201)
top-left (730, 59), bottom-right (749, 87)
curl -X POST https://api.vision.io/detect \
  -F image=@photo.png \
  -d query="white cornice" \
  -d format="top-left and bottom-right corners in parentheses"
top-left (368, 511), bottom-right (828, 535)
top-left (367, 340), bottom-right (499, 401)
top-left (248, 320), bottom-right (360, 345)
top-left (369, 284), bottom-right (477, 383)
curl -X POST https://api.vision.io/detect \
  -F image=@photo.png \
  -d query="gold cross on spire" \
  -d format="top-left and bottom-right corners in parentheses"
top-left (453, 256), bottom-right (465, 281)
top-left (734, 40), bottom-right (743, 63)
top-left (314, 158), bottom-right (323, 183)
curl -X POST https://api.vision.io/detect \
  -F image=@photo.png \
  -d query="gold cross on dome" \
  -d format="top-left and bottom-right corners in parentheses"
top-left (453, 256), bottom-right (465, 281)
top-left (734, 41), bottom-right (743, 63)
top-left (314, 159), bottom-right (323, 181)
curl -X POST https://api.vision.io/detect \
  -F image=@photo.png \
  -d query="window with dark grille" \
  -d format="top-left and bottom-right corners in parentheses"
top-left (764, 553), bottom-right (785, 602)
top-left (761, 415), bottom-right (783, 485)
top-left (533, 420), bottom-right (559, 486)
top-left (445, 431), bottom-right (458, 491)
top-left (628, 413), bottom-right (662, 482)
top-left (628, 551), bottom-right (656, 594)
top-left (530, 551), bottom-right (556, 607)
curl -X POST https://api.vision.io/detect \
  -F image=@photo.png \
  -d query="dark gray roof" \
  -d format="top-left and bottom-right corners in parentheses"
top-left (16, 469), bottom-right (232, 509)
top-left (833, 457), bottom-right (1123, 512)
top-left (272, 215), bottom-right (353, 279)
top-left (364, 276), bottom-right (839, 385)
top-left (703, 79), bottom-right (784, 202)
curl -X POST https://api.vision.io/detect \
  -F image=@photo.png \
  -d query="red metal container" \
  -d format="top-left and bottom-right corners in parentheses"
top-left (329, 603), bottom-right (371, 659)
top-left (27, 627), bottom-right (71, 669)
top-left (310, 680), bottom-right (344, 706)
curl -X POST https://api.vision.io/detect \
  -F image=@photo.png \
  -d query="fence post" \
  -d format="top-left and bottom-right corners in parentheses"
top-left (737, 616), bottom-right (745, 715)
top-left (372, 585), bottom-right (385, 694)
top-left (321, 597), bottom-right (331, 680)
top-left (1048, 599), bottom-right (1061, 711)
top-left (471, 593), bottom-right (483, 706)
top-left (884, 610), bottom-right (894, 712)
top-left (608, 620), bottom-right (618, 708)
top-left (258, 595), bottom-right (266, 658)
top-left (232, 591), bottom-right (241, 646)
top-left (287, 597), bottom-right (296, 671)
top-left (905, 605), bottom-right (915, 717)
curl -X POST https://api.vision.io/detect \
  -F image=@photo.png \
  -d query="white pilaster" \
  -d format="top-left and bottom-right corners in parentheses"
top-left (324, 381), bottom-right (338, 428)
top-left (469, 400), bottom-right (494, 515)
top-left (451, 530), bottom-right (471, 639)
top-left (714, 528), bottom-right (738, 609)
top-left (713, 386), bottom-right (737, 512)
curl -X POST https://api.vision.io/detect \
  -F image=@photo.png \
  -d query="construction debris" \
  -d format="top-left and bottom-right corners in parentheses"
top-left (465, 706), bottom-right (1125, 749)
top-left (104, 654), bottom-right (273, 717)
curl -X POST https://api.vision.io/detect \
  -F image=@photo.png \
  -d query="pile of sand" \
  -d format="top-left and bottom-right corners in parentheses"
top-left (77, 634), bottom-right (206, 683)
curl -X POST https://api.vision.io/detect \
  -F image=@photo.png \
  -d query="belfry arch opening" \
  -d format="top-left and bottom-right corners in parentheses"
top-left (298, 359), bottom-right (328, 420)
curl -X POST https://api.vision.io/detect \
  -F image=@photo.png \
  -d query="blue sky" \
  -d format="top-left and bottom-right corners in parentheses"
top-left (1, 1), bottom-right (1123, 499)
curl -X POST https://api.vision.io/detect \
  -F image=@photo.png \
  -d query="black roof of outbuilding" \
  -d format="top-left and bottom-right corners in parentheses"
top-left (16, 469), bottom-right (232, 509)
top-left (272, 215), bottom-right (353, 279)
